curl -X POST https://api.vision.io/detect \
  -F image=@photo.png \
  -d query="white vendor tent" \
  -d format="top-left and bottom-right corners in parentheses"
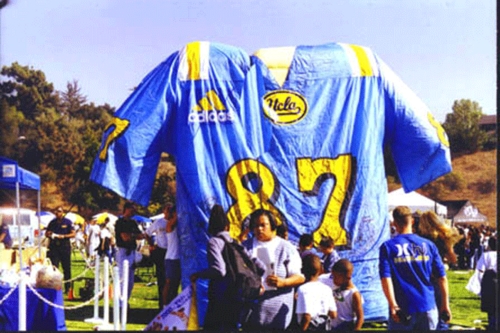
top-left (388, 187), bottom-right (447, 217)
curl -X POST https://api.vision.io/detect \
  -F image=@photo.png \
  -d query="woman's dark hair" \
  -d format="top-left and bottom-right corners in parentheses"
top-left (249, 209), bottom-right (277, 231)
top-left (276, 222), bottom-right (288, 239)
top-left (299, 233), bottom-right (314, 247)
top-left (207, 204), bottom-right (230, 236)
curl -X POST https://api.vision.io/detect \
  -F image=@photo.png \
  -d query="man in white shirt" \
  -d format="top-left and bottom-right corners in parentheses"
top-left (145, 204), bottom-right (171, 309)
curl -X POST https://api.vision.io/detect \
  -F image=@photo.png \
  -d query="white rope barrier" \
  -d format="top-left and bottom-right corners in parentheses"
top-left (0, 254), bottom-right (133, 330)
top-left (26, 282), bottom-right (105, 310)
top-left (0, 281), bottom-right (19, 305)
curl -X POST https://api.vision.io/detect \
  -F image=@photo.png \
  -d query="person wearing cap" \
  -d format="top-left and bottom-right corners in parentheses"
top-left (45, 206), bottom-right (76, 294)
top-left (115, 201), bottom-right (146, 307)
top-left (379, 205), bottom-right (451, 330)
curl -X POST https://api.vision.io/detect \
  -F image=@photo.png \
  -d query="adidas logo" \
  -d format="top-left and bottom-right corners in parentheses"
top-left (188, 90), bottom-right (235, 123)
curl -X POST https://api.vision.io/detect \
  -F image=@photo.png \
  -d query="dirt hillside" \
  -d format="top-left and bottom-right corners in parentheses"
top-left (421, 149), bottom-right (497, 227)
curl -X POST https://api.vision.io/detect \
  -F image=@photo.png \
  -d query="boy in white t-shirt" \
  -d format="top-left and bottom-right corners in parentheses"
top-left (330, 259), bottom-right (364, 330)
top-left (296, 253), bottom-right (337, 330)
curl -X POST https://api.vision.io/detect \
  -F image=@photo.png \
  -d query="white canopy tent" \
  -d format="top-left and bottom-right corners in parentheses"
top-left (388, 187), bottom-right (447, 217)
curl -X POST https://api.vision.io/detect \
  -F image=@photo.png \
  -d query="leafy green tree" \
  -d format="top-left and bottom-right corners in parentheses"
top-left (0, 98), bottom-right (24, 156)
top-left (0, 62), bottom-right (119, 212)
top-left (0, 62), bottom-right (59, 122)
top-left (443, 99), bottom-right (487, 154)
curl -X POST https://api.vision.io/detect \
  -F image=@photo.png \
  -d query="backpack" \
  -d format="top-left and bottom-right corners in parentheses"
top-left (219, 236), bottom-right (262, 302)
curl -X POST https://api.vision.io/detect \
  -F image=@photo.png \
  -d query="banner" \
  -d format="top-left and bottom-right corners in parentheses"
top-left (144, 285), bottom-right (198, 331)
top-left (91, 41), bottom-right (452, 323)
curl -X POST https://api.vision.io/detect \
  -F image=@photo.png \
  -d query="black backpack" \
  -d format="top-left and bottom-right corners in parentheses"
top-left (219, 236), bottom-right (263, 302)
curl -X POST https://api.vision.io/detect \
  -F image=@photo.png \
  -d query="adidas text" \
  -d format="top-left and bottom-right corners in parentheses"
top-left (188, 110), bottom-right (235, 123)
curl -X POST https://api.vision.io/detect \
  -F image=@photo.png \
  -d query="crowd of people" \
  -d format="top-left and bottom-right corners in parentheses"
top-left (36, 203), bottom-right (496, 331)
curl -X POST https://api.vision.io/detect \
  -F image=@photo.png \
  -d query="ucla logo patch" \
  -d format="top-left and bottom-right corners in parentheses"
top-left (263, 90), bottom-right (308, 125)
top-left (188, 90), bottom-right (235, 123)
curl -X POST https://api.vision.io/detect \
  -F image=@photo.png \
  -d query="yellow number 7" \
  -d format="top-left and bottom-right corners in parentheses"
top-left (98, 117), bottom-right (130, 161)
top-left (297, 155), bottom-right (353, 246)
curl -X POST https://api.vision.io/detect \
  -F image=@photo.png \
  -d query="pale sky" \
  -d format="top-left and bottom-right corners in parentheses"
top-left (0, 0), bottom-right (496, 122)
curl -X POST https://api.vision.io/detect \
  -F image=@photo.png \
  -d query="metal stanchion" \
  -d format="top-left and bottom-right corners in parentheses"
top-left (18, 271), bottom-right (27, 331)
top-left (84, 257), bottom-right (103, 324)
top-left (121, 260), bottom-right (129, 331)
top-left (102, 257), bottom-right (110, 323)
top-left (95, 257), bottom-right (113, 330)
top-left (113, 265), bottom-right (120, 330)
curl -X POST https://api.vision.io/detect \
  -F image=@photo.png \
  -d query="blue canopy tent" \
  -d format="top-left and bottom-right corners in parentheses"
top-left (0, 156), bottom-right (42, 330)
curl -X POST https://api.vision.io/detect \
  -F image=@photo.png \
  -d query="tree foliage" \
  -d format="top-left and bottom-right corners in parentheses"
top-left (0, 63), bottom-right (125, 214)
top-left (442, 99), bottom-right (487, 154)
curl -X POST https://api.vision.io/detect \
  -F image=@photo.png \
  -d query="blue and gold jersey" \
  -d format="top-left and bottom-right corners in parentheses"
top-left (90, 41), bottom-right (451, 322)
top-left (244, 43), bottom-right (450, 320)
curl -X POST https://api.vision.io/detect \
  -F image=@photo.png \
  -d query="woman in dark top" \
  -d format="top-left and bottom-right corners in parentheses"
top-left (191, 204), bottom-right (264, 330)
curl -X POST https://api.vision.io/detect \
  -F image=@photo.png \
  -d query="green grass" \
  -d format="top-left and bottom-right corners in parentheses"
top-left (446, 269), bottom-right (488, 330)
top-left (64, 250), bottom-right (158, 331)
top-left (62, 252), bottom-right (489, 331)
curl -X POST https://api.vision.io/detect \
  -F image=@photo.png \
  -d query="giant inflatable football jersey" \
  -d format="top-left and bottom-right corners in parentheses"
top-left (244, 43), bottom-right (451, 320)
top-left (91, 41), bottom-right (272, 324)
top-left (91, 41), bottom-right (451, 322)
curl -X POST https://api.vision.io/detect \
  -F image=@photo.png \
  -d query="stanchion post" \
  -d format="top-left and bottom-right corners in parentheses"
top-left (121, 259), bottom-right (129, 331)
top-left (113, 265), bottom-right (120, 330)
top-left (95, 256), bottom-right (113, 330)
top-left (102, 257), bottom-right (110, 323)
top-left (18, 270), bottom-right (27, 331)
top-left (84, 257), bottom-right (103, 324)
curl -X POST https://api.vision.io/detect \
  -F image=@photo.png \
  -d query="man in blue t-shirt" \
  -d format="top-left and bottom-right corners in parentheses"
top-left (379, 206), bottom-right (451, 330)
top-left (46, 206), bottom-right (76, 294)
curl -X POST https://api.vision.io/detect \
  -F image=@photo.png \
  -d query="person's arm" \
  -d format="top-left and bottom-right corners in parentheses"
top-left (166, 213), bottom-right (178, 233)
top-left (191, 237), bottom-right (225, 281)
top-left (352, 290), bottom-right (364, 330)
top-left (123, 221), bottom-right (146, 241)
top-left (437, 275), bottom-right (452, 323)
top-left (267, 240), bottom-right (305, 288)
top-left (268, 273), bottom-right (305, 288)
top-left (66, 224), bottom-right (76, 239)
top-left (52, 223), bottom-right (76, 239)
top-left (121, 231), bottom-right (146, 242)
top-left (300, 313), bottom-right (312, 331)
top-left (45, 221), bottom-right (54, 238)
top-left (0, 230), bottom-right (6, 243)
top-left (381, 277), bottom-right (400, 323)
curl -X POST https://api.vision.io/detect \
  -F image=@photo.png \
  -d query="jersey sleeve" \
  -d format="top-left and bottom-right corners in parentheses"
top-left (380, 57), bottom-right (452, 192)
top-left (90, 54), bottom-right (178, 206)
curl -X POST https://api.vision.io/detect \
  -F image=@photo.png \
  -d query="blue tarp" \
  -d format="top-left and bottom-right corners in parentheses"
top-left (0, 156), bottom-right (40, 191)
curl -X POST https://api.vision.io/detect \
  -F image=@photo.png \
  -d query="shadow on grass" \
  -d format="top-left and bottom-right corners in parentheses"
top-left (65, 305), bottom-right (158, 325)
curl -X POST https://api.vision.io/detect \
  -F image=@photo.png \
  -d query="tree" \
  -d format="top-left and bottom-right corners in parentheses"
top-left (0, 98), bottom-right (24, 156)
top-left (442, 99), bottom-right (487, 154)
top-left (0, 62), bottom-right (59, 121)
top-left (60, 80), bottom-right (87, 118)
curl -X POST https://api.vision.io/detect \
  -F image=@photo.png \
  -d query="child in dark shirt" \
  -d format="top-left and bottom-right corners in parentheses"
top-left (319, 236), bottom-right (340, 273)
